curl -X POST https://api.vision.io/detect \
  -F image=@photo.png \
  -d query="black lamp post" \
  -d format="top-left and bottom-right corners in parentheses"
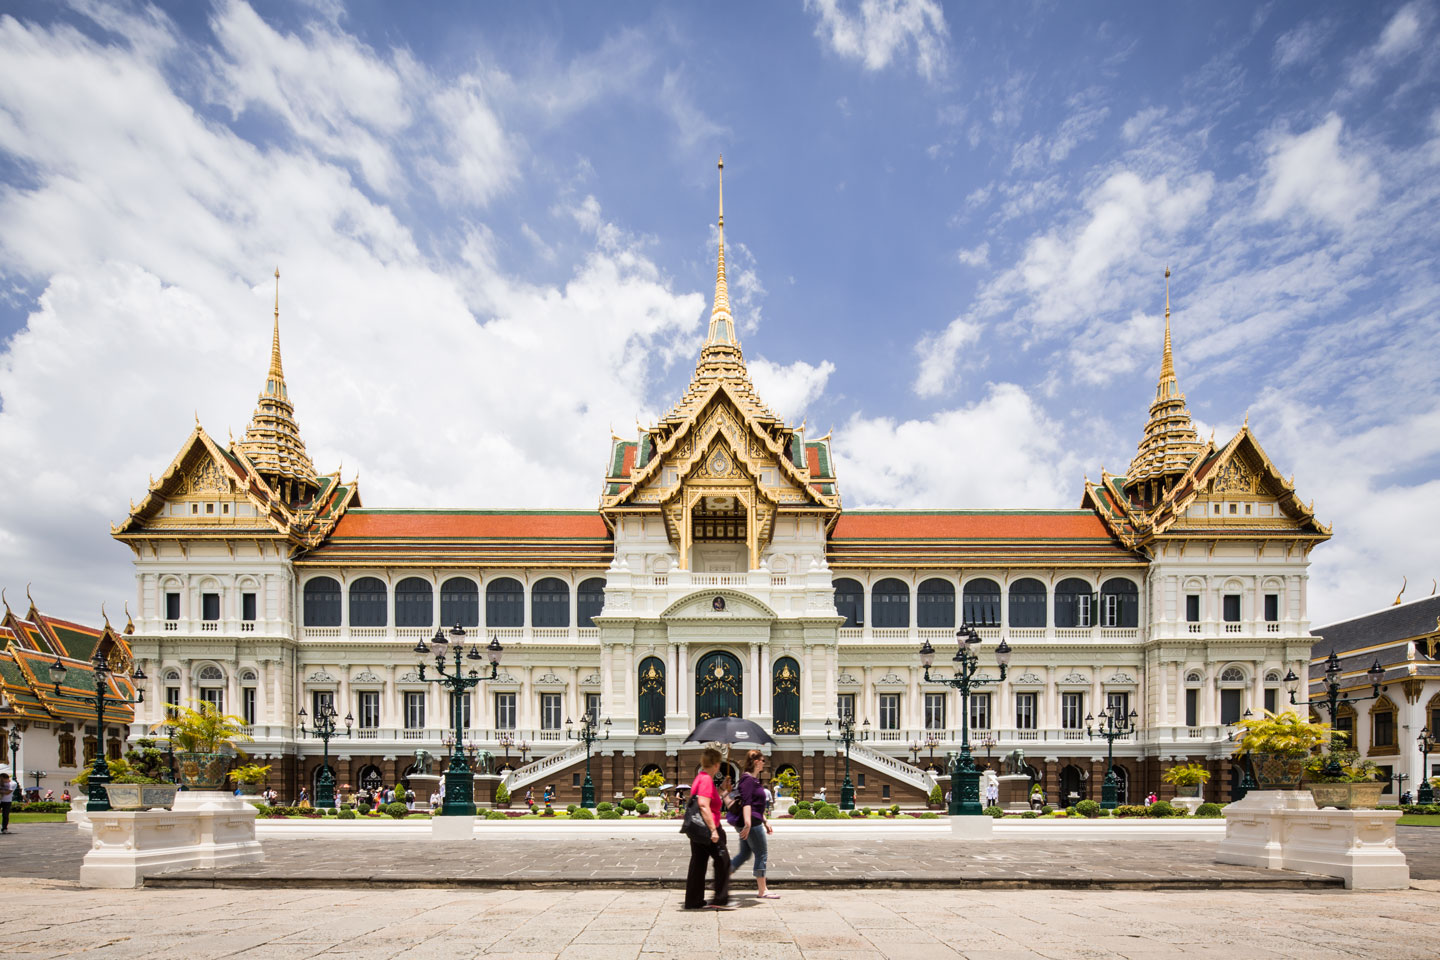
top-left (918, 625), bottom-right (1012, 816)
top-left (1419, 728), bottom-right (1435, 805)
top-left (297, 701), bottom-right (350, 809)
top-left (162, 722), bottom-right (179, 786)
top-left (566, 711), bottom-right (611, 808)
top-left (1391, 771), bottom-right (1409, 805)
top-left (6, 725), bottom-right (19, 772)
top-left (49, 652), bottom-right (146, 812)
top-left (824, 711), bottom-right (869, 810)
top-left (1286, 652), bottom-right (1385, 777)
top-left (1226, 709), bottom-right (1258, 801)
top-left (1086, 705), bottom-right (1138, 810)
top-left (416, 623), bottom-right (504, 816)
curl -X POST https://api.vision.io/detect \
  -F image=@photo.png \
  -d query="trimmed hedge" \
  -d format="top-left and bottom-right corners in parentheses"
top-left (383, 802), bottom-right (410, 819)
top-left (1147, 800), bottom-right (1177, 818)
top-left (1195, 802), bottom-right (1224, 818)
top-left (1074, 799), bottom-right (1100, 819)
top-left (984, 805), bottom-right (1004, 818)
top-left (792, 807), bottom-right (815, 819)
top-left (338, 809), bottom-right (357, 819)
top-left (597, 809), bottom-right (622, 820)
top-left (571, 807), bottom-right (596, 820)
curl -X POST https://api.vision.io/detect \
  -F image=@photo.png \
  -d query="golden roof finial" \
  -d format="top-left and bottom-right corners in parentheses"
top-left (123, 602), bottom-right (135, 635)
top-left (269, 267), bottom-right (285, 383)
top-left (101, 602), bottom-right (110, 629)
top-left (1394, 576), bottom-right (1407, 606)
top-left (707, 155), bottom-right (734, 340)
top-left (1159, 266), bottom-right (1175, 383)
top-left (1, 586), bottom-right (9, 614)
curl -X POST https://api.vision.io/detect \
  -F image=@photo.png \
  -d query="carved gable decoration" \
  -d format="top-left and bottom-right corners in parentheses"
top-left (184, 457), bottom-right (231, 495)
top-left (1013, 671), bottom-right (1044, 685)
top-left (306, 670), bottom-right (337, 683)
top-left (875, 672), bottom-right (907, 686)
top-left (836, 672), bottom-right (861, 686)
top-left (1108, 672), bottom-right (1136, 684)
top-left (397, 670), bottom-right (421, 683)
top-left (533, 672), bottom-right (566, 687)
top-left (352, 670), bottom-right (382, 683)
top-left (1060, 671), bottom-right (1089, 684)
top-left (661, 590), bottom-right (777, 620)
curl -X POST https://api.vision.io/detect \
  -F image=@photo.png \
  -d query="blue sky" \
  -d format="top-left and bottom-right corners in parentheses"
top-left (0, 0), bottom-right (1437, 626)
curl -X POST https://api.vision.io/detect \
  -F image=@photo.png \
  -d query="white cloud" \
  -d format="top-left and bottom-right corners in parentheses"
top-left (747, 357), bottom-right (836, 423)
top-left (956, 242), bottom-right (988, 267)
top-left (1272, 20), bottom-right (1329, 71)
top-left (805, 0), bottom-right (949, 81)
top-left (1257, 114), bottom-right (1379, 226)
top-left (835, 383), bottom-right (1079, 507)
top-left (913, 316), bottom-right (982, 397)
top-left (1375, 3), bottom-right (1424, 60)
top-left (1121, 106), bottom-right (1166, 142)
top-left (0, 7), bottom-right (711, 618)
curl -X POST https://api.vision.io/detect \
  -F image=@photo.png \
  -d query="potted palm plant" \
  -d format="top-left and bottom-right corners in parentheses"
top-left (1230, 710), bottom-right (1332, 789)
top-left (637, 769), bottom-right (666, 797)
top-left (1304, 734), bottom-right (1386, 809)
top-left (74, 757), bottom-right (179, 810)
top-left (228, 763), bottom-right (272, 796)
top-left (1161, 763), bottom-right (1212, 799)
top-left (154, 702), bottom-right (253, 790)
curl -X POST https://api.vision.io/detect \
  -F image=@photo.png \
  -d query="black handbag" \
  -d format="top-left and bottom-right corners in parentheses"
top-left (680, 794), bottom-right (711, 842)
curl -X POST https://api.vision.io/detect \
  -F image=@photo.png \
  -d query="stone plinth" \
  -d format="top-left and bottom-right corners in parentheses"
top-left (69, 795), bottom-right (91, 833)
top-left (1215, 790), bottom-right (1408, 890)
top-left (998, 774), bottom-right (1032, 813)
top-left (949, 815), bottom-right (995, 839)
top-left (80, 791), bottom-right (262, 889)
top-left (431, 814), bottom-right (475, 842)
top-left (1174, 797), bottom-right (1204, 815)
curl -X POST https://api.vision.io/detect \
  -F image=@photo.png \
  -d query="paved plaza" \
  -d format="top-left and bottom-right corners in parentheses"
top-left (2, 882), bottom-right (1439, 959)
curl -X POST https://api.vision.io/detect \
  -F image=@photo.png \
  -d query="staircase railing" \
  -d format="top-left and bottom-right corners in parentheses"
top-left (502, 742), bottom-right (588, 794)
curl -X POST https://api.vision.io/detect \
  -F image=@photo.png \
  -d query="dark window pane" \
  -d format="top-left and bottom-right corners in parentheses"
top-left (962, 579), bottom-right (1001, 627)
top-left (638, 656), bottom-right (666, 734)
top-left (1054, 579), bottom-right (1093, 628)
top-left (871, 579), bottom-right (910, 628)
top-left (577, 578), bottom-right (606, 628)
top-left (1008, 578), bottom-right (1047, 628)
top-left (1100, 579), bottom-right (1138, 628)
top-left (832, 578), bottom-right (864, 627)
top-left (1186, 595), bottom-right (1200, 622)
top-left (241, 593), bottom-right (256, 622)
top-left (1220, 689), bottom-right (1242, 725)
top-left (348, 577), bottom-right (388, 627)
top-left (1185, 689), bottom-right (1198, 726)
top-left (201, 593), bottom-right (220, 621)
top-left (303, 577), bottom-right (341, 627)
top-left (395, 577), bottom-right (433, 627)
top-left (1264, 688), bottom-right (1277, 714)
top-left (772, 657), bottom-right (801, 734)
top-left (486, 578), bottom-right (524, 627)
top-left (1223, 594), bottom-right (1241, 622)
top-left (165, 592), bottom-right (181, 621)
top-left (916, 579), bottom-right (955, 628)
top-left (1264, 594), bottom-right (1279, 622)
top-left (440, 578), bottom-right (479, 627)
top-left (531, 577), bottom-right (570, 627)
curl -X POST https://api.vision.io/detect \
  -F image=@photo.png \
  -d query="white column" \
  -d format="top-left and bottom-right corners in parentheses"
top-left (749, 645), bottom-right (762, 716)
top-left (677, 645), bottom-right (691, 723)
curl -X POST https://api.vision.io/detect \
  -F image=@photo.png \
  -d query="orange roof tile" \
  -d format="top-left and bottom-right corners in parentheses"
top-left (832, 511), bottom-right (1113, 540)
top-left (330, 511), bottom-right (609, 540)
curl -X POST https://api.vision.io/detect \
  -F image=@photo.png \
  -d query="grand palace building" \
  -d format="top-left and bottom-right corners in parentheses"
top-left (92, 161), bottom-right (1336, 806)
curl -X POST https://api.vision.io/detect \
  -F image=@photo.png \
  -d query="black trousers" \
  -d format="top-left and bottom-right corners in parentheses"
top-left (684, 829), bottom-right (730, 908)
top-left (1, 802), bottom-right (10, 832)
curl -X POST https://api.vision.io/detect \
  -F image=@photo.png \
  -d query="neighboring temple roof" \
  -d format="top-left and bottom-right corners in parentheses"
top-left (827, 510), bottom-right (1144, 569)
top-left (295, 509), bottom-right (613, 568)
top-left (1311, 595), bottom-right (1440, 659)
top-left (0, 598), bottom-right (135, 727)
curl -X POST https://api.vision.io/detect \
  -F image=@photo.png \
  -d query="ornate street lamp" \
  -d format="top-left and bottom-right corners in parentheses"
top-left (162, 722), bottom-right (179, 786)
top-left (416, 623), bottom-right (505, 816)
top-left (1391, 771), bottom-right (1410, 805)
top-left (566, 711), bottom-right (611, 808)
top-left (49, 651), bottom-right (146, 812)
top-left (1418, 728), bottom-right (1435, 805)
top-left (918, 625), bottom-right (1012, 815)
top-left (824, 712), bottom-right (869, 810)
top-left (28, 770), bottom-right (46, 793)
top-left (297, 700), bottom-right (351, 809)
top-left (1225, 709), bottom-right (1258, 801)
top-left (1086, 705), bottom-right (1138, 810)
top-left (1286, 652), bottom-right (1385, 777)
top-left (6, 725), bottom-right (19, 771)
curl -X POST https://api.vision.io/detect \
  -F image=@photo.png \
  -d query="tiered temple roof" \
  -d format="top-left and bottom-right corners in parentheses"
top-left (0, 595), bottom-right (136, 727)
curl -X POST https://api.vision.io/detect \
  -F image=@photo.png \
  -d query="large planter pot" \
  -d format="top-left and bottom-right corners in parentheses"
top-left (1249, 753), bottom-right (1307, 790)
top-left (175, 752), bottom-right (230, 790)
top-left (103, 783), bottom-right (180, 811)
top-left (1308, 781), bottom-right (1387, 810)
top-left (236, 782), bottom-right (262, 796)
top-left (1174, 784), bottom-right (1201, 799)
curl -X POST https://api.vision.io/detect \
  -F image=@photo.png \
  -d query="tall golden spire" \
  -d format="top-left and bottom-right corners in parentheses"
top-left (269, 267), bottom-right (285, 385)
top-left (703, 155), bottom-right (739, 352)
top-left (238, 267), bottom-right (318, 505)
top-left (1124, 267), bottom-right (1203, 505)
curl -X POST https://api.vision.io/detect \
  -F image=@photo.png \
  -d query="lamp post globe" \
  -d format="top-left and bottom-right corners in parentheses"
top-left (1418, 728), bottom-right (1435, 805)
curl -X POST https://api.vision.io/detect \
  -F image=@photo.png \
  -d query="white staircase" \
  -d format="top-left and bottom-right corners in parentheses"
top-left (847, 742), bottom-right (937, 796)
top-left (502, 742), bottom-right (588, 794)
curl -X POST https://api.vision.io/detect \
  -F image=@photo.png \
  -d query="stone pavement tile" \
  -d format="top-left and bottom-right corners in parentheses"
top-left (870, 942), bottom-right (964, 960)
top-left (556, 946), bottom-right (640, 960)
top-left (570, 927), bottom-right (648, 945)
top-left (795, 950), bottom-right (886, 960)
top-left (390, 938), bottom-right (508, 960)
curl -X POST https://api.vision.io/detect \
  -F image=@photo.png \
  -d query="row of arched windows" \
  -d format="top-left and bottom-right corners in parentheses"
top-left (636, 654), bottom-right (801, 735)
top-left (833, 577), bottom-right (1140, 629)
top-left (303, 576), bottom-right (607, 628)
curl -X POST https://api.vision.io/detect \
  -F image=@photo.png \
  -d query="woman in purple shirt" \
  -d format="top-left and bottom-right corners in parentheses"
top-left (727, 750), bottom-right (777, 898)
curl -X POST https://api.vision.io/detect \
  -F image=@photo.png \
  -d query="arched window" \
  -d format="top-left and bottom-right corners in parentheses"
top-left (772, 657), bottom-right (801, 734)
top-left (871, 578), bottom-right (910, 628)
top-left (833, 578), bottom-right (863, 627)
top-left (577, 577), bottom-right (606, 628)
top-left (962, 578), bottom-right (1001, 627)
top-left (348, 577), bottom-right (387, 627)
top-left (1008, 578), bottom-right (1047, 628)
top-left (1220, 667), bottom-right (1245, 683)
top-left (198, 665), bottom-right (224, 682)
top-left (440, 578), bottom-right (479, 627)
top-left (916, 579), bottom-right (955, 628)
top-left (1055, 578), bottom-right (1094, 628)
top-left (303, 576), bottom-right (341, 626)
top-left (1371, 697), bottom-right (1397, 750)
top-left (1100, 578), bottom-right (1138, 628)
top-left (1185, 671), bottom-right (1203, 684)
top-left (531, 577), bottom-right (570, 627)
top-left (395, 577), bottom-right (433, 628)
top-left (695, 650), bottom-right (742, 720)
top-left (638, 656), bottom-right (666, 734)
top-left (486, 578), bottom-right (524, 627)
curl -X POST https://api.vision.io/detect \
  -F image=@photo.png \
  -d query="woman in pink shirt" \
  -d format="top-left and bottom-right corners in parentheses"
top-left (683, 747), bottom-right (731, 909)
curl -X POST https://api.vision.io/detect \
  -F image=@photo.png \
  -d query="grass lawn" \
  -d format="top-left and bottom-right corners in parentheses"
top-left (9, 812), bottom-right (67, 823)
top-left (1397, 814), bottom-right (1440, 826)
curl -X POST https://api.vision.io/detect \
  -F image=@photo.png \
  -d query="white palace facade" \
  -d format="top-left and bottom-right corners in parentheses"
top-left (110, 164), bottom-right (1331, 805)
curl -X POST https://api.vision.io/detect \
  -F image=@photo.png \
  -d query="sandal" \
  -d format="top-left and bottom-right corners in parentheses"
top-left (758, 893), bottom-right (780, 899)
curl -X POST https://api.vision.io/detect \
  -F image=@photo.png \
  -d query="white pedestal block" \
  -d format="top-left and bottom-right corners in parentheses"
top-left (949, 815), bottom-right (995, 839)
top-left (69, 796), bottom-right (91, 833)
top-left (772, 797), bottom-right (795, 818)
top-left (1174, 796), bottom-right (1203, 816)
top-left (80, 792), bottom-right (262, 889)
top-left (1215, 790), bottom-right (1408, 889)
top-left (430, 814), bottom-right (476, 842)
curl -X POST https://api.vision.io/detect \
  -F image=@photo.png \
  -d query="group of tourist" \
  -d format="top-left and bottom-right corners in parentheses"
top-left (684, 748), bottom-right (778, 910)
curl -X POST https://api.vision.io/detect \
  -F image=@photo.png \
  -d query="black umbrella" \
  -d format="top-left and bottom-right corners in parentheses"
top-left (683, 716), bottom-right (776, 746)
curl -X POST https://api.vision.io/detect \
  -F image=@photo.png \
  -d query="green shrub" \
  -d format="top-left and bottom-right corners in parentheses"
top-left (849, 809), bottom-right (865, 818)
top-left (382, 802), bottom-right (409, 819)
top-left (1074, 799), bottom-right (1100, 819)
top-left (567, 804), bottom-right (578, 814)
top-left (485, 810), bottom-right (508, 820)
top-left (636, 802), bottom-right (650, 815)
top-left (596, 801), bottom-right (614, 812)
top-left (494, 783), bottom-right (510, 804)
top-left (1195, 802), bottom-right (1224, 818)
top-left (252, 803), bottom-right (272, 817)
top-left (620, 798), bottom-right (638, 812)
top-left (528, 803), bottom-right (538, 814)
top-left (795, 800), bottom-right (813, 812)
top-left (984, 805), bottom-right (1005, 818)
top-left (1114, 804), bottom-right (1147, 818)
top-left (816, 804), bottom-right (841, 819)
top-left (861, 806), bottom-right (872, 816)
top-left (793, 807), bottom-right (815, 819)
top-left (15, 801), bottom-right (71, 814)
top-left (571, 807), bottom-right (596, 820)
top-left (1041, 805), bottom-right (1054, 815)
top-left (1147, 800), bottom-right (1176, 818)
top-left (1021, 811), bottom-right (1038, 819)
top-left (927, 785), bottom-right (943, 805)
top-left (919, 811), bottom-right (939, 819)
top-left (338, 808), bottom-right (357, 820)
top-left (1098, 808), bottom-right (1112, 817)
top-left (598, 809), bottom-right (622, 820)
top-left (890, 804), bottom-right (900, 814)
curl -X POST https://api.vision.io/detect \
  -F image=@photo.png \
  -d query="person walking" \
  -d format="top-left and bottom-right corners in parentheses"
top-left (0, 773), bottom-right (12, 834)
top-left (297, 786), bottom-right (310, 808)
top-left (683, 747), bottom-right (731, 910)
top-left (728, 750), bottom-right (777, 899)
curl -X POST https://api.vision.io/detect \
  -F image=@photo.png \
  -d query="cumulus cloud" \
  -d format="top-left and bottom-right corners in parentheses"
top-left (0, 5), bottom-right (709, 617)
top-left (956, 242), bottom-right (989, 267)
top-left (913, 316), bottom-right (982, 397)
top-left (1257, 114), bottom-right (1380, 226)
top-left (805, 0), bottom-right (949, 80)
top-left (835, 383), bottom-right (1079, 507)
top-left (748, 357), bottom-right (836, 423)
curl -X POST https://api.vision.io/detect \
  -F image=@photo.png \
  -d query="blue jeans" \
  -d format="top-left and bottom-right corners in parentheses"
top-left (729, 821), bottom-right (768, 877)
